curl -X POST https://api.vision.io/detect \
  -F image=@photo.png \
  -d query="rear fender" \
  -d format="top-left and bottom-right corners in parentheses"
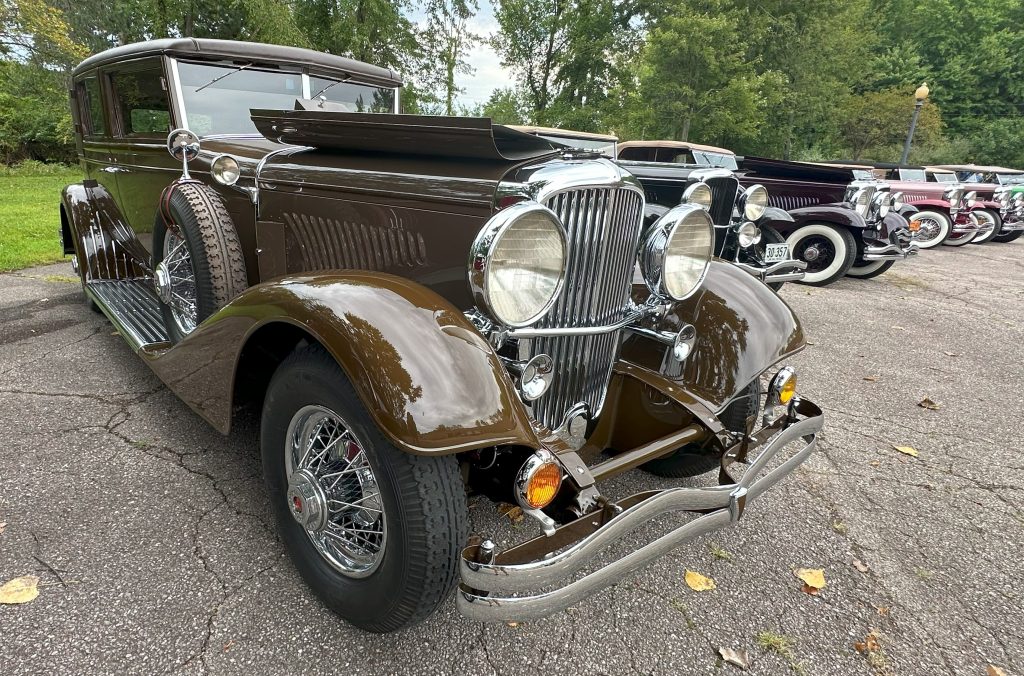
top-left (622, 261), bottom-right (804, 413)
top-left (142, 271), bottom-right (539, 455)
top-left (60, 182), bottom-right (151, 282)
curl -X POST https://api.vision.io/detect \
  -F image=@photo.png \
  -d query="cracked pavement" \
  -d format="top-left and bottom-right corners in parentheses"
top-left (1, 243), bottom-right (1022, 675)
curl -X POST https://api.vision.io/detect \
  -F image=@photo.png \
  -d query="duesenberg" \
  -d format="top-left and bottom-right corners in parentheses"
top-left (61, 39), bottom-right (823, 632)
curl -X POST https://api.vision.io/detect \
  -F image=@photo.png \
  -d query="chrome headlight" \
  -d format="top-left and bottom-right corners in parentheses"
top-left (739, 184), bottom-right (768, 220)
top-left (995, 188), bottom-right (1009, 207)
top-left (851, 188), bottom-right (870, 217)
top-left (639, 204), bottom-right (713, 300)
top-left (964, 190), bottom-right (978, 208)
top-left (210, 154), bottom-right (240, 186)
top-left (736, 221), bottom-right (761, 248)
top-left (681, 182), bottom-right (713, 211)
top-left (891, 191), bottom-right (904, 210)
top-left (873, 191), bottom-right (892, 218)
top-left (944, 187), bottom-right (964, 206)
top-left (469, 202), bottom-right (567, 327)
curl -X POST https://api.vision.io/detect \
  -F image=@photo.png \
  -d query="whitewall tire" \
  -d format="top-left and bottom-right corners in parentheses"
top-left (912, 210), bottom-right (951, 249)
top-left (785, 223), bottom-right (857, 286)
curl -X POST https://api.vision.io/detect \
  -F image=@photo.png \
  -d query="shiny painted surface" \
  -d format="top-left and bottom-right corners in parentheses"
top-left (622, 261), bottom-right (805, 414)
top-left (143, 272), bottom-right (540, 453)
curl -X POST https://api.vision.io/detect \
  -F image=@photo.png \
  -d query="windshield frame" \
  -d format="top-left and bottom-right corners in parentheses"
top-left (166, 56), bottom-right (400, 138)
top-left (898, 168), bottom-right (927, 182)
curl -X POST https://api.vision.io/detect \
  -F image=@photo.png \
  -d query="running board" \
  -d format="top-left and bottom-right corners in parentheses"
top-left (87, 279), bottom-right (169, 350)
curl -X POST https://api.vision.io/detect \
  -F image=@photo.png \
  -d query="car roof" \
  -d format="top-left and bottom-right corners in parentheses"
top-left (618, 140), bottom-right (735, 155)
top-left (73, 38), bottom-right (403, 88)
top-left (510, 125), bottom-right (619, 143)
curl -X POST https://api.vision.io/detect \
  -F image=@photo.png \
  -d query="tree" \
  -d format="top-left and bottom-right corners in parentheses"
top-left (839, 87), bottom-right (942, 159)
top-left (295, 0), bottom-right (419, 71)
top-left (481, 87), bottom-right (527, 124)
top-left (421, 0), bottom-right (478, 115)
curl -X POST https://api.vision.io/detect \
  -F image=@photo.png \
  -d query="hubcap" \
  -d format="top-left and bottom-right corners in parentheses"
top-left (917, 218), bottom-right (942, 242)
top-left (796, 236), bottom-right (836, 272)
top-left (285, 405), bottom-right (386, 577)
top-left (802, 245), bottom-right (821, 262)
top-left (161, 229), bottom-right (198, 335)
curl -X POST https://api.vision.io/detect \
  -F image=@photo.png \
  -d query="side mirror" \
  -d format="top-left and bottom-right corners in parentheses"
top-left (167, 128), bottom-right (200, 179)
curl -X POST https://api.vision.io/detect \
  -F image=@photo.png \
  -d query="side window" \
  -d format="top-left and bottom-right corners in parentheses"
top-left (111, 66), bottom-right (172, 137)
top-left (79, 77), bottom-right (107, 137)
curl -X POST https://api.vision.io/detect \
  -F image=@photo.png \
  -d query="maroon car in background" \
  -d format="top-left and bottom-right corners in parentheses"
top-left (924, 166), bottom-right (1003, 244)
top-left (863, 163), bottom-right (1001, 247)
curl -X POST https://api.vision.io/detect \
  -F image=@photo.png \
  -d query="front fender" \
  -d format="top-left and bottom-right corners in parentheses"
top-left (144, 272), bottom-right (539, 455)
top-left (758, 206), bottom-right (794, 224)
top-left (897, 204), bottom-right (919, 218)
top-left (970, 201), bottom-right (1001, 212)
top-left (786, 205), bottom-right (867, 230)
top-left (622, 261), bottom-right (804, 413)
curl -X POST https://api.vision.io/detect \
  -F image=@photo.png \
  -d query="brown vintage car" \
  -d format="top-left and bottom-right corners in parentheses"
top-left (60, 39), bottom-right (824, 632)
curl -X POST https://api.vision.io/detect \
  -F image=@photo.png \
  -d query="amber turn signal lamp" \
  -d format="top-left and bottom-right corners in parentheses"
top-left (779, 374), bottom-right (797, 404)
top-left (516, 450), bottom-right (563, 510)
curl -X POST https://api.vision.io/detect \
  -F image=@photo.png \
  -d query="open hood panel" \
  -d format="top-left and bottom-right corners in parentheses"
top-left (250, 109), bottom-right (562, 161)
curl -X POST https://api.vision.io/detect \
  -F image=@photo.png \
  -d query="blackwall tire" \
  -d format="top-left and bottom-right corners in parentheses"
top-left (152, 183), bottom-right (247, 344)
top-left (786, 223), bottom-right (857, 286)
top-left (969, 210), bottom-right (1002, 244)
top-left (262, 344), bottom-right (468, 633)
top-left (993, 228), bottom-right (1024, 243)
top-left (911, 210), bottom-right (951, 249)
top-left (641, 379), bottom-right (762, 478)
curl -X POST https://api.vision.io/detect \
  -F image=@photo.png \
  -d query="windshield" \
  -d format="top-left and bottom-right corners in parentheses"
top-left (998, 174), bottom-right (1024, 185)
top-left (931, 173), bottom-right (956, 183)
top-left (898, 168), bottom-right (927, 182)
top-left (177, 61), bottom-right (396, 136)
top-left (692, 150), bottom-right (738, 170)
top-left (537, 133), bottom-right (617, 157)
top-left (852, 169), bottom-right (874, 180)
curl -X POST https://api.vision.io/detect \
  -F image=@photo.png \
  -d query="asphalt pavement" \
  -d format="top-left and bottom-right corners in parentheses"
top-left (1, 243), bottom-right (1022, 676)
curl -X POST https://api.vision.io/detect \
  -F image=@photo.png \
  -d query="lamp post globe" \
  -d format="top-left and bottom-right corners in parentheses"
top-left (901, 82), bottom-right (930, 164)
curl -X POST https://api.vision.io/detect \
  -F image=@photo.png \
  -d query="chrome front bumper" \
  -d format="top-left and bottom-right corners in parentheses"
top-left (457, 398), bottom-right (824, 622)
top-left (732, 259), bottom-right (808, 285)
top-left (999, 217), bottom-right (1024, 232)
top-left (863, 240), bottom-right (920, 261)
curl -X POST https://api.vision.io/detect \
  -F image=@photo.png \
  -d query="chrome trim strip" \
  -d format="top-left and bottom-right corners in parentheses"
top-left (167, 58), bottom-right (188, 131)
top-left (457, 401), bottom-right (824, 620)
top-left (507, 305), bottom-right (654, 339)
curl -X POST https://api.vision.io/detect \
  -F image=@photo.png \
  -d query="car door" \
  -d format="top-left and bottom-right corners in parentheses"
top-left (74, 73), bottom-right (119, 200)
top-left (106, 58), bottom-right (179, 243)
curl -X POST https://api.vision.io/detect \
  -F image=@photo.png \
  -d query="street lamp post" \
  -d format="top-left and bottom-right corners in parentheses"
top-left (899, 82), bottom-right (930, 165)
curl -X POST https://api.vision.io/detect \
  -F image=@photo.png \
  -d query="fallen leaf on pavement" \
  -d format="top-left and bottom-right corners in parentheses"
top-left (795, 568), bottom-right (826, 591)
top-left (892, 325), bottom-right (905, 331)
top-left (917, 397), bottom-right (940, 410)
top-left (875, 606), bottom-right (890, 616)
top-left (869, 460), bottom-right (881, 467)
top-left (854, 630), bottom-right (881, 654)
top-left (863, 376), bottom-right (878, 382)
top-left (987, 666), bottom-right (1007, 676)
top-left (0, 575), bottom-right (40, 604)
top-left (718, 647), bottom-right (750, 670)
top-left (943, 351), bottom-right (959, 357)
top-left (685, 570), bottom-right (716, 591)
top-left (506, 621), bottom-right (519, 628)
top-left (0, 521), bottom-right (6, 534)
top-left (892, 445), bottom-right (919, 458)
top-left (496, 503), bottom-right (523, 523)
top-left (853, 559), bottom-right (870, 573)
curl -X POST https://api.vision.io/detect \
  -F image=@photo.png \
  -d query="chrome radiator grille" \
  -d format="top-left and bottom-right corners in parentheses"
top-left (706, 175), bottom-right (739, 225)
top-left (528, 186), bottom-right (645, 430)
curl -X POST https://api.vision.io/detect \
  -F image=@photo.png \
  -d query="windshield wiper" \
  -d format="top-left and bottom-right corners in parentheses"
top-left (311, 76), bottom-right (354, 100)
top-left (194, 63), bottom-right (252, 93)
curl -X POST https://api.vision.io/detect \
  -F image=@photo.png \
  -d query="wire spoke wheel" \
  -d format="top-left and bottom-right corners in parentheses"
top-left (285, 405), bottom-right (387, 578)
top-left (794, 235), bottom-right (836, 273)
top-left (157, 228), bottom-right (198, 334)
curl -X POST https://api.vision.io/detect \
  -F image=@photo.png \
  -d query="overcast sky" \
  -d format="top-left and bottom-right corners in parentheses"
top-left (412, 0), bottom-right (510, 106)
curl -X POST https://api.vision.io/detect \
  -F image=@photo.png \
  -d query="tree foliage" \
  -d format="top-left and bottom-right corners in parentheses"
top-left (1, 0), bottom-right (1023, 167)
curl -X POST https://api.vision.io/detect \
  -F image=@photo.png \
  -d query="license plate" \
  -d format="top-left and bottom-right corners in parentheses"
top-left (764, 243), bottom-right (790, 263)
top-left (909, 220), bottom-right (921, 232)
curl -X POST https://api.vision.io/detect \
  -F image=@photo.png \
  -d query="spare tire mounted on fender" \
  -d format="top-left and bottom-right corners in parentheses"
top-left (153, 182), bottom-right (247, 343)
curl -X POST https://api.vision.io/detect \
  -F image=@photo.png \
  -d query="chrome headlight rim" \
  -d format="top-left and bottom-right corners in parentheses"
top-left (736, 221), bottom-right (761, 248)
top-left (639, 204), bottom-right (714, 301)
top-left (681, 182), bottom-right (713, 212)
top-left (469, 201), bottom-right (568, 328)
top-left (210, 154), bottom-right (241, 186)
top-left (873, 190), bottom-right (892, 218)
top-left (891, 191), bottom-right (905, 210)
top-left (739, 184), bottom-right (768, 220)
top-left (964, 190), bottom-right (978, 208)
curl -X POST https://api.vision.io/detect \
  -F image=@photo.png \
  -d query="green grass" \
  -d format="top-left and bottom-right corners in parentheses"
top-left (0, 163), bottom-right (79, 271)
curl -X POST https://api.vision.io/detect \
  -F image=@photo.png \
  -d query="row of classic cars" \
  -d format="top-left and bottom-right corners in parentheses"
top-left (53, 38), bottom-right (1012, 633)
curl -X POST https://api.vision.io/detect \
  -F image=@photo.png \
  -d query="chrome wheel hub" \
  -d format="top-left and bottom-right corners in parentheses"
top-left (285, 405), bottom-right (386, 577)
top-left (802, 245), bottom-right (821, 262)
top-left (161, 229), bottom-right (198, 335)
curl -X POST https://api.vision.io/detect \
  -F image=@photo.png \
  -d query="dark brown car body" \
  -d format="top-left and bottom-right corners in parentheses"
top-left (61, 39), bottom-right (823, 625)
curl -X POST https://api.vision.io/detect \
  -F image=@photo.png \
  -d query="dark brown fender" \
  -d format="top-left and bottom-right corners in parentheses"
top-left (623, 260), bottom-right (805, 413)
top-left (141, 271), bottom-right (541, 455)
top-left (60, 182), bottom-right (151, 282)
